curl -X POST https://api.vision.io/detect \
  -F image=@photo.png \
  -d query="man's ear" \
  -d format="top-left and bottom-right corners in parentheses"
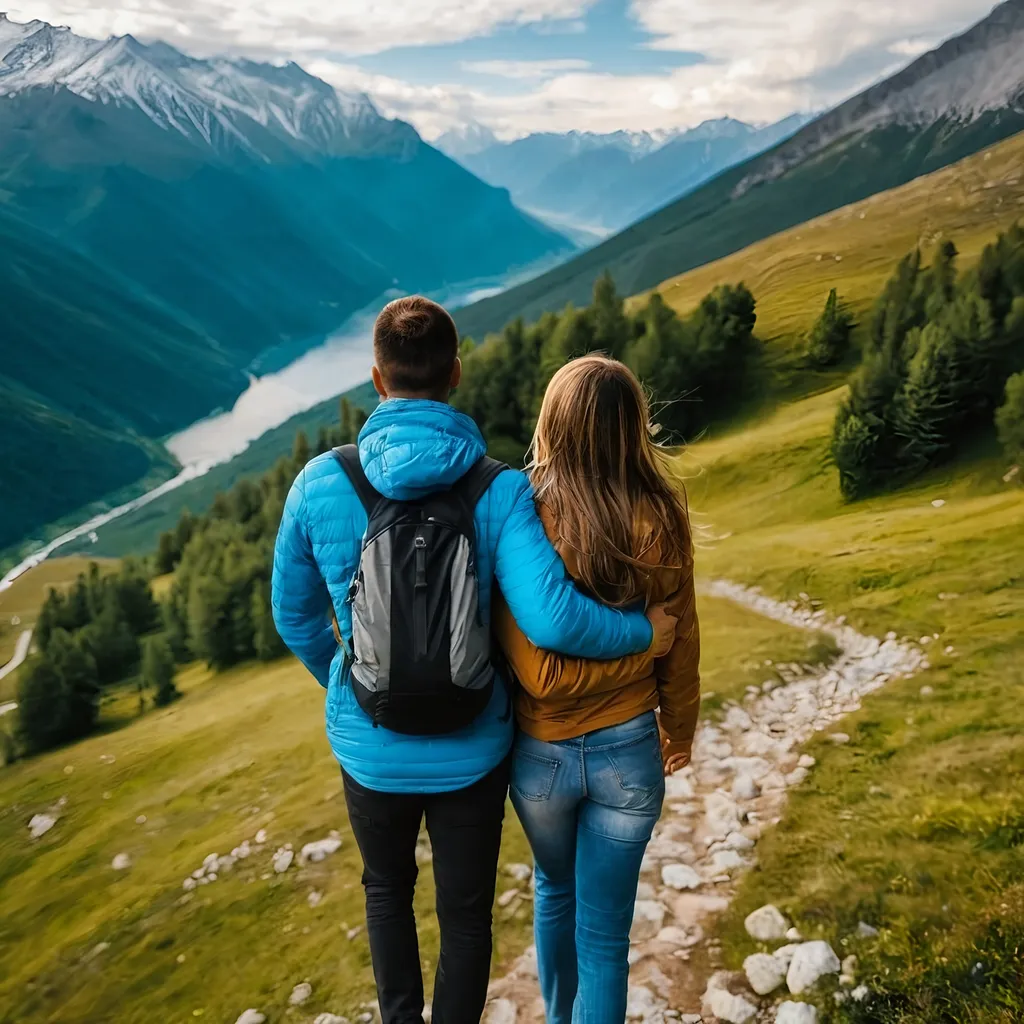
top-left (371, 365), bottom-right (388, 399)
top-left (449, 357), bottom-right (462, 391)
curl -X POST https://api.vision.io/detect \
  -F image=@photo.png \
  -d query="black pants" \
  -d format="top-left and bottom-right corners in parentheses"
top-left (342, 757), bottom-right (510, 1024)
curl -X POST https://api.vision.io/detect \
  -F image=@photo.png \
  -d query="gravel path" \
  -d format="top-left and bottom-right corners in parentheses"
top-left (483, 581), bottom-right (927, 1024)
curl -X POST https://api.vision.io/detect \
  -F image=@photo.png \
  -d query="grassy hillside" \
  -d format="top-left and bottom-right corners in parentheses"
top-left (0, 590), bottom-right (802, 1024)
top-left (634, 130), bottom-right (1024, 389)
top-left (456, 122), bottom-right (1024, 344)
top-left (686, 389), bottom-right (1024, 1018)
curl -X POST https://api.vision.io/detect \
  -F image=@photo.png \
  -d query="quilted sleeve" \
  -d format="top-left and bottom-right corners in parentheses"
top-left (271, 468), bottom-right (337, 688)
top-left (493, 474), bottom-right (653, 658)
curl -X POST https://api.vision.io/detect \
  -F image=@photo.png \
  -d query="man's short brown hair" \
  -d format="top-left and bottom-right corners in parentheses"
top-left (373, 296), bottom-right (459, 394)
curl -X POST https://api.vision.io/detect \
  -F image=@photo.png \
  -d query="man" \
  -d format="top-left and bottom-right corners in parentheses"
top-left (272, 296), bottom-right (671, 1024)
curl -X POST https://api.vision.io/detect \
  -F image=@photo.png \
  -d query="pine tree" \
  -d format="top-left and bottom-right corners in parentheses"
top-left (292, 430), bottom-right (311, 471)
top-left (143, 635), bottom-right (180, 707)
top-left (340, 397), bottom-right (354, 444)
top-left (996, 372), bottom-right (1024, 462)
top-left (591, 272), bottom-right (630, 359)
top-left (252, 584), bottom-right (285, 661)
top-left (805, 288), bottom-right (856, 367)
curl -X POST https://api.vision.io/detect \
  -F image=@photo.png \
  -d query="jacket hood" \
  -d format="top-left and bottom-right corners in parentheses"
top-left (358, 398), bottom-right (486, 501)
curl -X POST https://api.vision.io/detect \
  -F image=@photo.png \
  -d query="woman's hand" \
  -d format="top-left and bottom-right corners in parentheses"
top-left (647, 603), bottom-right (678, 658)
top-left (658, 717), bottom-right (692, 775)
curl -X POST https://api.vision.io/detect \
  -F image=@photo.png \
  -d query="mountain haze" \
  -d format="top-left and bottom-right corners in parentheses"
top-left (456, 0), bottom-right (1024, 341)
top-left (0, 15), bottom-right (570, 551)
top-left (448, 116), bottom-right (810, 232)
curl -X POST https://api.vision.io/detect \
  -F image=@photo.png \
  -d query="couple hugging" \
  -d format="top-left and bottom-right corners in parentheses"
top-left (271, 295), bottom-right (700, 1024)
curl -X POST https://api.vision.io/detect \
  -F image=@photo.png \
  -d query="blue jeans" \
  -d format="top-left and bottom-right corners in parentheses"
top-left (511, 712), bottom-right (665, 1024)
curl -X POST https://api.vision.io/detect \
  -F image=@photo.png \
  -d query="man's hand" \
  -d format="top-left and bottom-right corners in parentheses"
top-left (647, 603), bottom-right (677, 658)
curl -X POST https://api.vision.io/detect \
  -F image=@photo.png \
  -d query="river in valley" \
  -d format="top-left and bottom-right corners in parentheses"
top-left (0, 278), bottom-right (509, 593)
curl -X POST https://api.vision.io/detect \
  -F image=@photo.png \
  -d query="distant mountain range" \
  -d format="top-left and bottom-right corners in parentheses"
top-left (0, 14), bottom-right (570, 551)
top-left (457, 0), bottom-right (1024, 342)
top-left (437, 116), bottom-right (811, 232)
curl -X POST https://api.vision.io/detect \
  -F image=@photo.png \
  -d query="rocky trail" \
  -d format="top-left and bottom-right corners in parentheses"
top-left (484, 581), bottom-right (929, 1024)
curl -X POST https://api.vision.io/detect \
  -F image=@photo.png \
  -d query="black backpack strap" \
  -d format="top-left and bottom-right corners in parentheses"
top-left (454, 456), bottom-right (508, 510)
top-left (333, 445), bottom-right (379, 515)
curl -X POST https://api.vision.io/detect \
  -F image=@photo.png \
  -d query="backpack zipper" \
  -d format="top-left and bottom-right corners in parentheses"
top-left (414, 532), bottom-right (428, 659)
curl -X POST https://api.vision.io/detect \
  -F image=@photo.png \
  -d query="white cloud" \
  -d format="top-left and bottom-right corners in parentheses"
top-left (461, 58), bottom-right (591, 79)
top-left (9, 0), bottom-right (999, 137)
top-left (7, 0), bottom-right (592, 57)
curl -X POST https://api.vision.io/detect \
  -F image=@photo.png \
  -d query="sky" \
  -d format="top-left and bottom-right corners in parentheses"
top-left (8, 0), bottom-right (1001, 138)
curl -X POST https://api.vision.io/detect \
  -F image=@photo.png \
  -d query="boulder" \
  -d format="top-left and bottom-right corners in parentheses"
top-left (787, 941), bottom-right (841, 994)
top-left (662, 864), bottom-right (702, 891)
top-left (771, 944), bottom-right (801, 969)
top-left (289, 981), bottom-right (313, 1006)
top-left (630, 900), bottom-right (667, 941)
top-left (705, 987), bottom-right (757, 1024)
top-left (273, 848), bottom-right (294, 873)
top-left (744, 952), bottom-right (787, 995)
top-left (744, 904), bottom-right (789, 941)
top-left (711, 849), bottom-right (745, 872)
top-left (776, 1002), bottom-right (818, 1024)
top-left (300, 835), bottom-right (343, 865)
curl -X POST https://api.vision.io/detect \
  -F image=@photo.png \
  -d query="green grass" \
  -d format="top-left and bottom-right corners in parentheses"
top-left (0, 588), bottom-right (809, 1024)
top-left (684, 387), bottom-right (1024, 1022)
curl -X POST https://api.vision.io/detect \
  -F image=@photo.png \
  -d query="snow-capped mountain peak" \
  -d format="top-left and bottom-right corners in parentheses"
top-left (0, 13), bottom-right (384, 156)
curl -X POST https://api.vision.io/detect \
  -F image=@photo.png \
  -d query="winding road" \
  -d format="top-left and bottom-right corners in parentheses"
top-left (0, 629), bottom-right (33, 715)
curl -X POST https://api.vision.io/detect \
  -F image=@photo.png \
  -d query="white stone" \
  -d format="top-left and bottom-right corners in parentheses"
top-left (506, 862), bottom-right (533, 883)
top-left (313, 1015), bottom-right (350, 1024)
top-left (636, 881), bottom-right (656, 900)
top-left (497, 889), bottom-right (520, 908)
top-left (711, 849), bottom-right (745, 871)
top-left (851, 985), bottom-right (870, 1002)
top-left (630, 900), bottom-right (667, 941)
top-left (841, 954), bottom-right (858, 978)
top-left (273, 848), bottom-right (294, 873)
top-left (828, 733), bottom-right (849, 745)
top-left (484, 997), bottom-right (518, 1024)
top-left (798, 755), bottom-right (816, 768)
top-left (655, 925), bottom-right (691, 947)
top-left (662, 864), bottom-right (702, 890)
top-left (300, 836), bottom-right (343, 865)
top-left (931, 499), bottom-right (946, 508)
top-left (111, 853), bottom-right (132, 871)
top-left (289, 981), bottom-right (313, 1006)
top-left (785, 767), bottom-right (809, 787)
top-left (706, 987), bottom-right (757, 1024)
top-left (681, 1016), bottom-right (702, 1024)
top-left (744, 952), bottom-right (787, 994)
top-left (724, 831), bottom-right (755, 851)
top-left (744, 904), bottom-right (789, 941)
top-left (732, 775), bottom-right (761, 800)
top-left (772, 944), bottom-right (801, 969)
top-left (234, 1012), bottom-right (266, 1024)
top-left (786, 927), bottom-right (804, 942)
top-left (664, 773), bottom-right (695, 800)
top-left (920, 685), bottom-right (934, 697)
top-left (787, 941), bottom-right (841, 993)
top-left (135, 815), bottom-right (148, 825)
top-left (28, 814), bottom-right (57, 838)
top-left (856, 921), bottom-right (879, 938)
top-left (776, 1002), bottom-right (818, 1024)
top-left (625, 984), bottom-right (666, 1020)
top-left (308, 890), bottom-right (323, 908)
top-left (254, 828), bottom-right (268, 844)
top-left (182, 878), bottom-right (197, 892)
top-left (203, 852), bottom-right (219, 870)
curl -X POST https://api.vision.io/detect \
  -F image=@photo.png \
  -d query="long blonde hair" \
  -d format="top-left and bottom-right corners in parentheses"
top-left (529, 355), bottom-right (692, 606)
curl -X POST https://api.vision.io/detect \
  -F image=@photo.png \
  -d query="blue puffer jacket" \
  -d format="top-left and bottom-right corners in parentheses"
top-left (271, 398), bottom-right (653, 793)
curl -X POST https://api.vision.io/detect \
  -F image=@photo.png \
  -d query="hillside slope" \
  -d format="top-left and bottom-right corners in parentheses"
top-left (456, 0), bottom-right (1024, 341)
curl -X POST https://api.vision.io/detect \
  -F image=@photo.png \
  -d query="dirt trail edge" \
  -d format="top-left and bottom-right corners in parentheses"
top-left (484, 580), bottom-right (928, 1024)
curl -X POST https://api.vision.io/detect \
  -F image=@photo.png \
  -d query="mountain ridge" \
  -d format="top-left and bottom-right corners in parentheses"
top-left (455, 0), bottom-right (1024, 341)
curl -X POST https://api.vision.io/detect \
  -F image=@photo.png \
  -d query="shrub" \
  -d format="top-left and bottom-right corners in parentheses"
top-left (143, 635), bottom-right (180, 707)
top-left (805, 288), bottom-right (855, 367)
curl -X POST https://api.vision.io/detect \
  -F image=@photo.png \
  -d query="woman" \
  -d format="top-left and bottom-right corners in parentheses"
top-left (494, 355), bottom-right (700, 1024)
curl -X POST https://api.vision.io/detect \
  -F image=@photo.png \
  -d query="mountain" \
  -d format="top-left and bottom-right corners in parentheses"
top-left (0, 15), bottom-right (570, 551)
top-left (451, 117), bottom-right (810, 232)
top-left (434, 120), bottom-right (499, 159)
top-left (456, 0), bottom-right (1024, 342)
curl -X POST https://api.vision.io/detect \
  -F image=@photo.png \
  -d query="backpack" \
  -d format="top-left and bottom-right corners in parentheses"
top-left (333, 444), bottom-right (508, 736)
